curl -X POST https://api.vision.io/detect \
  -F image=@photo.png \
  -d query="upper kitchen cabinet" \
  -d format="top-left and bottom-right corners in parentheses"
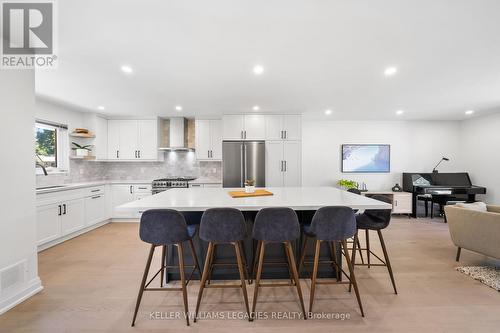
top-left (107, 119), bottom-right (160, 161)
top-left (195, 119), bottom-right (222, 160)
top-left (222, 114), bottom-right (266, 140)
top-left (265, 140), bottom-right (302, 187)
top-left (265, 115), bottom-right (301, 140)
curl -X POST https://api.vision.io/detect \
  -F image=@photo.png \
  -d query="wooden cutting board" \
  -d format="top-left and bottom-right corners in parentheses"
top-left (228, 189), bottom-right (274, 198)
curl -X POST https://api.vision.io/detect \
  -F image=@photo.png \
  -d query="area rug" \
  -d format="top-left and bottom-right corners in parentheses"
top-left (456, 266), bottom-right (500, 291)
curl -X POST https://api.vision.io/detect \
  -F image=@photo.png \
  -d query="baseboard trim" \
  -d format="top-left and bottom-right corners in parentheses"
top-left (0, 277), bottom-right (43, 315)
top-left (110, 218), bottom-right (139, 223)
top-left (38, 220), bottom-right (110, 252)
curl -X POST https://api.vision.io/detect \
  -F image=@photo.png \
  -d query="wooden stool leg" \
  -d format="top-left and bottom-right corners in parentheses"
top-left (194, 242), bottom-right (214, 322)
top-left (329, 241), bottom-right (340, 281)
top-left (356, 236), bottom-right (365, 264)
top-left (341, 240), bottom-right (364, 317)
top-left (298, 235), bottom-right (309, 275)
top-left (251, 241), bottom-right (265, 318)
top-left (131, 245), bottom-right (155, 327)
top-left (349, 235), bottom-right (357, 292)
top-left (177, 243), bottom-right (190, 326)
top-left (365, 229), bottom-right (371, 268)
top-left (252, 240), bottom-right (262, 280)
top-left (285, 241), bottom-right (307, 319)
top-left (377, 230), bottom-right (398, 294)
top-left (456, 247), bottom-right (461, 262)
top-left (309, 240), bottom-right (321, 314)
top-left (234, 242), bottom-right (251, 321)
top-left (207, 243), bottom-right (217, 285)
top-left (160, 245), bottom-right (166, 287)
top-left (188, 239), bottom-right (202, 280)
top-left (284, 243), bottom-right (295, 285)
top-left (238, 241), bottom-right (252, 284)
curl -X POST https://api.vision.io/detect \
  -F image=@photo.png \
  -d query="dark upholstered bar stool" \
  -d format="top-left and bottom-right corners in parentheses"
top-left (194, 208), bottom-right (251, 322)
top-left (351, 195), bottom-right (397, 294)
top-left (298, 206), bottom-right (364, 316)
top-left (251, 208), bottom-right (307, 320)
top-left (131, 209), bottom-right (201, 327)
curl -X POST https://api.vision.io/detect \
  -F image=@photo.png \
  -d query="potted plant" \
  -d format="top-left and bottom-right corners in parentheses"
top-left (337, 179), bottom-right (358, 190)
top-left (244, 179), bottom-right (256, 193)
top-left (71, 142), bottom-right (93, 157)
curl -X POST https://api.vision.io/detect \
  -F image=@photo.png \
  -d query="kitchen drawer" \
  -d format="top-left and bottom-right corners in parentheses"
top-left (85, 185), bottom-right (106, 197)
top-left (204, 183), bottom-right (222, 188)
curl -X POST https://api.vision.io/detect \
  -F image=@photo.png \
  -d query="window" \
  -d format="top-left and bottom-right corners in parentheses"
top-left (35, 123), bottom-right (58, 168)
top-left (35, 120), bottom-right (69, 174)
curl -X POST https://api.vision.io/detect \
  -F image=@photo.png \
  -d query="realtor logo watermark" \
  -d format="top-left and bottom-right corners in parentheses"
top-left (1, 0), bottom-right (57, 69)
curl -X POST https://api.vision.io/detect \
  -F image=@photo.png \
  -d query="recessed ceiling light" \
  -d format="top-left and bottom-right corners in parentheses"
top-left (325, 109), bottom-right (332, 115)
top-left (252, 105), bottom-right (260, 111)
top-left (97, 105), bottom-right (105, 111)
top-left (175, 105), bottom-right (183, 111)
top-left (253, 65), bottom-right (264, 75)
top-left (120, 65), bottom-right (133, 74)
top-left (395, 110), bottom-right (404, 115)
top-left (384, 66), bottom-right (397, 76)
top-left (465, 110), bottom-right (475, 115)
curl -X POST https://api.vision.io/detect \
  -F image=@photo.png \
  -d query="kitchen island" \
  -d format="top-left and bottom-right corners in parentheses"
top-left (118, 187), bottom-right (392, 281)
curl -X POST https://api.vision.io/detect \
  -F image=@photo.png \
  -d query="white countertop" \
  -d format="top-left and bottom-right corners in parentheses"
top-left (35, 180), bottom-right (152, 194)
top-left (118, 187), bottom-right (392, 212)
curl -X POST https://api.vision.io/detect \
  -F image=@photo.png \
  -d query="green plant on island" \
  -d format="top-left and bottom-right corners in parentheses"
top-left (337, 179), bottom-right (358, 189)
top-left (244, 179), bottom-right (255, 187)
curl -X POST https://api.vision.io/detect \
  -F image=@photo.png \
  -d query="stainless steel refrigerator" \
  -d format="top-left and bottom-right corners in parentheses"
top-left (222, 141), bottom-right (265, 188)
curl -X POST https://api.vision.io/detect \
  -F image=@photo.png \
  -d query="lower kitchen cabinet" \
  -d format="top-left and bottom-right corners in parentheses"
top-left (60, 198), bottom-right (85, 235)
top-left (111, 184), bottom-right (152, 218)
top-left (36, 203), bottom-right (63, 246)
top-left (36, 186), bottom-right (110, 250)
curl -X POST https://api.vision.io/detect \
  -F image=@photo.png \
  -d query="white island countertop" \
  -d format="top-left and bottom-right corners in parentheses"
top-left (118, 187), bottom-right (392, 212)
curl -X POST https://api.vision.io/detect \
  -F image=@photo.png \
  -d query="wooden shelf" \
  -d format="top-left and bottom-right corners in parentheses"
top-left (70, 132), bottom-right (95, 138)
top-left (70, 155), bottom-right (96, 160)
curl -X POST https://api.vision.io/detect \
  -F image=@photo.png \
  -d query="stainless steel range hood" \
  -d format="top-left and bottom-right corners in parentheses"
top-left (158, 117), bottom-right (195, 151)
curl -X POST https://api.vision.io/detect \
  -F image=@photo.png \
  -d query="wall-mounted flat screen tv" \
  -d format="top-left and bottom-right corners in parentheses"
top-left (341, 144), bottom-right (390, 173)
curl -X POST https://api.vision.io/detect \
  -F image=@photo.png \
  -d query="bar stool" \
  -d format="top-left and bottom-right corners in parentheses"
top-left (351, 195), bottom-right (397, 294)
top-left (298, 206), bottom-right (364, 316)
top-left (131, 209), bottom-right (201, 327)
top-left (251, 207), bottom-right (306, 320)
top-left (194, 208), bottom-right (251, 322)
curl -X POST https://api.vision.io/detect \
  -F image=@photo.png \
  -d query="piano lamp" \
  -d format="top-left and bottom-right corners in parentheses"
top-left (432, 157), bottom-right (450, 173)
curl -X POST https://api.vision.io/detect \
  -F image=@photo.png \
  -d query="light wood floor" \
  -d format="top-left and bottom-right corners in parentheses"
top-left (1, 217), bottom-right (499, 333)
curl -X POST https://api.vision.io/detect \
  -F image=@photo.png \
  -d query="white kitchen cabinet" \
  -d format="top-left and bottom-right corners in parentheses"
top-left (195, 119), bottom-right (223, 160)
top-left (85, 194), bottom-right (107, 226)
top-left (222, 115), bottom-right (265, 140)
top-left (111, 184), bottom-right (151, 218)
top-left (36, 203), bottom-right (62, 246)
top-left (265, 115), bottom-right (301, 140)
top-left (265, 141), bottom-right (302, 187)
top-left (392, 192), bottom-right (413, 214)
top-left (137, 120), bottom-right (158, 159)
top-left (107, 119), bottom-right (158, 160)
top-left (61, 198), bottom-right (85, 236)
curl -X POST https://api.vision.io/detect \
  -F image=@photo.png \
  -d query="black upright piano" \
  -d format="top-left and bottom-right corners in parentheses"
top-left (402, 172), bottom-right (486, 218)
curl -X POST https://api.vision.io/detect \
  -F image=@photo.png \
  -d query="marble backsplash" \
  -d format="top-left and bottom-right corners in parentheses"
top-left (36, 151), bottom-right (222, 187)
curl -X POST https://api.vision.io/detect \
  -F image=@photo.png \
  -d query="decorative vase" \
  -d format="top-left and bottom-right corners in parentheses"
top-left (392, 183), bottom-right (402, 192)
top-left (76, 149), bottom-right (89, 157)
top-left (245, 185), bottom-right (255, 193)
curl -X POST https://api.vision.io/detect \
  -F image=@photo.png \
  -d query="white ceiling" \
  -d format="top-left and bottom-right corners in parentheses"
top-left (35, 0), bottom-right (500, 120)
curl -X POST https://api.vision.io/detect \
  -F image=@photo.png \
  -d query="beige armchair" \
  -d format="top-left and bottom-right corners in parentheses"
top-left (444, 205), bottom-right (500, 261)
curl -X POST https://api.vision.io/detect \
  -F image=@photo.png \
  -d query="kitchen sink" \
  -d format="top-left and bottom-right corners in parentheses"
top-left (36, 185), bottom-right (68, 190)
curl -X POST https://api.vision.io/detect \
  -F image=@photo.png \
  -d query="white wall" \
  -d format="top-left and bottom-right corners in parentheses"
top-left (302, 120), bottom-right (462, 190)
top-left (36, 98), bottom-right (86, 131)
top-left (0, 70), bottom-right (42, 314)
top-left (460, 113), bottom-right (500, 204)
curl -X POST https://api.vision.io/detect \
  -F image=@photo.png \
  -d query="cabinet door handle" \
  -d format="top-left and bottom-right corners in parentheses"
top-left (91, 189), bottom-right (100, 193)
top-left (58, 205), bottom-right (62, 216)
top-left (138, 187), bottom-right (147, 190)
top-left (241, 130), bottom-right (244, 139)
top-left (208, 150), bottom-right (210, 158)
top-left (116, 150), bottom-right (119, 158)
top-left (91, 195), bottom-right (101, 199)
top-left (135, 150), bottom-right (137, 158)
top-left (284, 130), bottom-right (287, 139)
top-left (210, 150), bottom-right (213, 158)
top-left (63, 204), bottom-right (67, 215)
top-left (130, 186), bottom-right (133, 194)
top-left (284, 160), bottom-right (287, 172)
top-left (244, 130), bottom-right (247, 139)
top-left (280, 161), bottom-right (284, 172)
top-left (138, 150), bottom-right (141, 158)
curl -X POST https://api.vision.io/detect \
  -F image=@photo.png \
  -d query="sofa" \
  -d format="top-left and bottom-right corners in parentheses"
top-left (444, 204), bottom-right (500, 261)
